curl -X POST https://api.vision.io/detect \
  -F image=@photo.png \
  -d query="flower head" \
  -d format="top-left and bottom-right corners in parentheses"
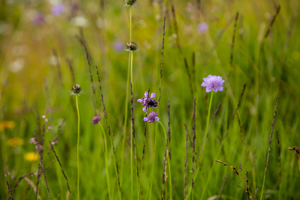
top-left (197, 22), bottom-right (208, 33)
top-left (137, 91), bottom-right (158, 112)
top-left (24, 152), bottom-right (39, 162)
top-left (125, 42), bottom-right (138, 52)
top-left (30, 137), bottom-right (38, 144)
top-left (70, 84), bottom-right (83, 95)
top-left (32, 13), bottom-right (45, 26)
top-left (113, 41), bottom-right (124, 53)
top-left (52, 3), bottom-right (65, 16)
top-left (144, 111), bottom-right (159, 123)
top-left (92, 116), bottom-right (101, 124)
top-left (124, 0), bottom-right (137, 7)
top-left (8, 138), bottom-right (23, 147)
top-left (201, 75), bottom-right (224, 93)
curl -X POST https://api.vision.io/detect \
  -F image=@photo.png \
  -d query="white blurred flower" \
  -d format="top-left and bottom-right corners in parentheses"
top-left (71, 16), bottom-right (89, 27)
top-left (9, 59), bottom-right (24, 73)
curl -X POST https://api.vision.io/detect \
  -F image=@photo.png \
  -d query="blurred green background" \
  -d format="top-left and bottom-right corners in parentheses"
top-left (0, 0), bottom-right (300, 199)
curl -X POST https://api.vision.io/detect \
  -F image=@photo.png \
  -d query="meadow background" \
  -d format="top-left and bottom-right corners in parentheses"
top-left (0, 0), bottom-right (300, 199)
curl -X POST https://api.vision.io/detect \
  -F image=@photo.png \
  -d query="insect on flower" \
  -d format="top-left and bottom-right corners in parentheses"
top-left (137, 91), bottom-right (158, 112)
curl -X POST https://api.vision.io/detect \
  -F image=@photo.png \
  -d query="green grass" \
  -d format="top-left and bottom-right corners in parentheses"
top-left (1, 0), bottom-right (300, 199)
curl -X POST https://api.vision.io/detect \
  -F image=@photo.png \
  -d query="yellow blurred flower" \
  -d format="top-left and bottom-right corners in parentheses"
top-left (8, 137), bottom-right (24, 147)
top-left (24, 152), bottom-right (39, 162)
top-left (0, 121), bottom-right (16, 131)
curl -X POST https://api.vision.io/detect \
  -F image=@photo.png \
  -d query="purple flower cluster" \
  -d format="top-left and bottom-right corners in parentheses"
top-left (137, 91), bottom-right (159, 123)
top-left (92, 116), bottom-right (101, 124)
top-left (52, 3), bottom-right (65, 16)
top-left (201, 75), bottom-right (224, 93)
top-left (137, 91), bottom-right (158, 112)
top-left (144, 111), bottom-right (159, 123)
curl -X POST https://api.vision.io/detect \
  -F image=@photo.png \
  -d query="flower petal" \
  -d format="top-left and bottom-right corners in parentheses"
top-left (150, 93), bottom-right (155, 98)
top-left (142, 107), bottom-right (147, 112)
top-left (155, 117), bottom-right (159, 121)
top-left (137, 99), bottom-right (143, 103)
top-left (143, 117), bottom-right (148, 122)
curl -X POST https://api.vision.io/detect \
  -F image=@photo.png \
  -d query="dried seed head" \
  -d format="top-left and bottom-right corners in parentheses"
top-left (125, 0), bottom-right (136, 7)
top-left (126, 42), bottom-right (138, 52)
top-left (71, 84), bottom-right (83, 95)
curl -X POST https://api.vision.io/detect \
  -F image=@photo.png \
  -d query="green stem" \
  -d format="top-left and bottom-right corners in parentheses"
top-left (131, 120), bottom-right (133, 200)
top-left (130, 6), bottom-right (132, 42)
top-left (185, 91), bottom-right (214, 200)
top-left (158, 121), bottom-right (172, 200)
top-left (129, 6), bottom-right (134, 200)
top-left (99, 123), bottom-right (112, 200)
top-left (260, 154), bottom-right (269, 200)
top-left (75, 95), bottom-right (80, 200)
top-left (148, 124), bottom-right (157, 200)
top-left (131, 52), bottom-right (133, 84)
top-left (203, 91), bottom-right (214, 150)
top-left (121, 53), bottom-right (130, 185)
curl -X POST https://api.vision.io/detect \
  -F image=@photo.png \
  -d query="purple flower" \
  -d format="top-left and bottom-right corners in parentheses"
top-left (201, 75), bottom-right (224, 93)
top-left (29, 137), bottom-right (37, 144)
top-left (113, 41), bottom-right (123, 53)
top-left (137, 91), bottom-right (158, 112)
top-left (52, 3), bottom-right (65, 16)
top-left (92, 116), bottom-right (101, 124)
top-left (32, 13), bottom-right (45, 26)
top-left (197, 22), bottom-right (208, 33)
top-left (144, 111), bottom-right (159, 123)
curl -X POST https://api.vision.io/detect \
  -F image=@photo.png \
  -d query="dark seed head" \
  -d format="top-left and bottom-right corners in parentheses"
top-left (125, 0), bottom-right (136, 6)
top-left (72, 84), bottom-right (82, 94)
top-left (126, 42), bottom-right (138, 51)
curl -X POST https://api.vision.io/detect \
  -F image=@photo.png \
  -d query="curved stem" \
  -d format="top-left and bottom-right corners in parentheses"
top-left (186, 91), bottom-right (214, 200)
top-left (158, 121), bottom-right (172, 200)
top-left (99, 123), bottom-right (112, 200)
top-left (76, 95), bottom-right (80, 200)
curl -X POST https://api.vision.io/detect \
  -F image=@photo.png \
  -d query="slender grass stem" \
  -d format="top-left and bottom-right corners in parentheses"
top-left (129, 6), bottom-right (134, 200)
top-left (185, 91), bottom-right (214, 200)
top-left (131, 52), bottom-right (133, 84)
top-left (158, 121), bottom-right (172, 200)
top-left (99, 123), bottom-right (112, 200)
top-left (203, 91), bottom-right (214, 149)
top-left (131, 120), bottom-right (133, 200)
top-left (121, 53), bottom-right (130, 185)
top-left (75, 95), bottom-right (80, 200)
top-left (148, 125), bottom-right (158, 200)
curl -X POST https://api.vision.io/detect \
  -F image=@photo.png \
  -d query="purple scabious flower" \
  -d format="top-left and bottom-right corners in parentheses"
top-left (52, 3), bottom-right (65, 16)
top-left (92, 116), bottom-right (101, 124)
top-left (201, 75), bottom-right (224, 93)
top-left (144, 111), bottom-right (159, 123)
top-left (197, 22), bottom-right (208, 33)
top-left (32, 13), bottom-right (45, 26)
top-left (113, 41), bottom-right (123, 53)
top-left (137, 91), bottom-right (158, 112)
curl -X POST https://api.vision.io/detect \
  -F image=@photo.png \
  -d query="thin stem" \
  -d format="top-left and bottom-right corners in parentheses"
top-left (99, 123), bottom-right (112, 200)
top-left (121, 53), bottom-right (130, 184)
top-left (130, 6), bottom-right (132, 42)
top-left (158, 121), bottom-right (172, 200)
top-left (148, 125), bottom-right (157, 200)
top-left (75, 95), bottom-right (80, 200)
top-left (131, 52), bottom-right (134, 84)
top-left (203, 91), bottom-right (214, 149)
top-left (129, 6), bottom-right (134, 200)
top-left (131, 120), bottom-right (133, 200)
